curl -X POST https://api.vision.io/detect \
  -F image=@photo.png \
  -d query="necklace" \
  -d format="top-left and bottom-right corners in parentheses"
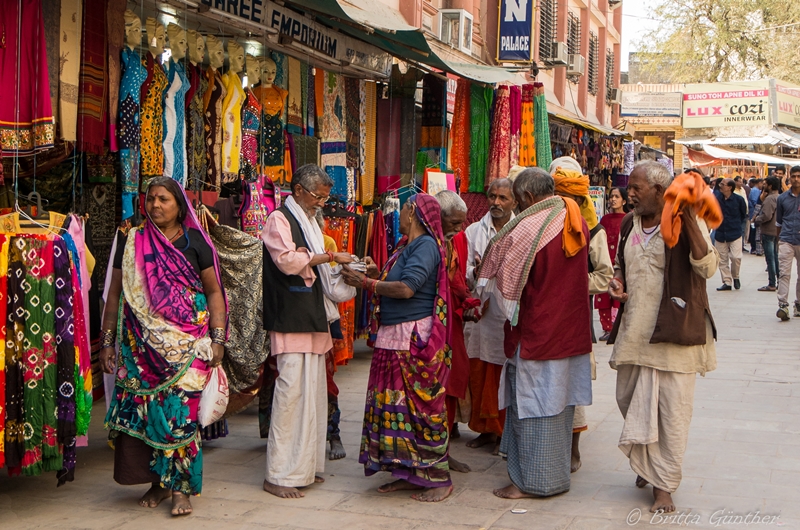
top-left (164, 226), bottom-right (183, 242)
top-left (642, 224), bottom-right (659, 235)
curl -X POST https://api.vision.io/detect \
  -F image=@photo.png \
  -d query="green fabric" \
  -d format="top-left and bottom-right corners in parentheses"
top-left (535, 94), bottom-right (553, 171)
top-left (469, 85), bottom-right (493, 192)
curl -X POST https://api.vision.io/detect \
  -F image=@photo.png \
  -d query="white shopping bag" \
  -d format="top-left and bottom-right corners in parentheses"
top-left (198, 366), bottom-right (230, 427)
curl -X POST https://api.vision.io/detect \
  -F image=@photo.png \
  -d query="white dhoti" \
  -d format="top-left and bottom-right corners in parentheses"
top-left (615, 364), bottom-right (696, 493)
top-left (265, 352), bottom-right (327, 487)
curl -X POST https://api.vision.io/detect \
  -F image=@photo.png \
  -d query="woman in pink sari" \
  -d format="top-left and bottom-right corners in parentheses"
top-left (99, 177), bottom-right (227, 516)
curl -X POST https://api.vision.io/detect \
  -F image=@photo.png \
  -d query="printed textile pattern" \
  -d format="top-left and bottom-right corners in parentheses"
top-left (203, 68), bottom-right (226, 191)
top-left (451, 79), bottom-right (471, 192)
top-left (187, 63), bottom-right (208, 190)
top-left (322, 72), bottom-right (347, 143)
top-left (239, 89), bottom-right (262, 181)
top-left (324, 217), bottom-right (356, 365)
top-left (286, 56), bottom-right (303, 134)
top-left (118, 48), bottom-right (147, 218)
top-left (254, 85), bottom-right (288, 181)
top-left (76, 0), bottom-right (108, 156)
top-left (469, 85), bottom-right (493, 192)
top-left (533, 84), bottom-right (553, 170)
top-left (0, 237), bottom-right (7, 468)
top-left (0, 0), bottom-right (55, 155)
top-left (162, 59), bottom-right (190, 186)
top-left (139, 53), bottom-right (168, 179)
top-left (4, 236), bottom-right (27, 470)
top-left (306, 64), bottom-right (316, 136)
top-left (487, 86), bottom-right (511, 186)
top-left (509, 86), bottom-right (521, 169)
top-left (361, 82), bottom-right (376, 205)
top-left (221, 71), bottom-right (245, 182)
top-left (106, 0), bottom-right (128, 151)
top-left (519, 84), bottom-right (536, 167)
top-left (345, 77), bottom-right (361, 169)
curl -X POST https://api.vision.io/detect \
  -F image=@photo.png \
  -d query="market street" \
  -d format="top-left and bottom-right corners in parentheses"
top-left (1, 249), bottom-right (797, 530)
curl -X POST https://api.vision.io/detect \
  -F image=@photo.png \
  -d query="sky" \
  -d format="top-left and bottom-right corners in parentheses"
top-left (620, 0), bottom-right (662, 71)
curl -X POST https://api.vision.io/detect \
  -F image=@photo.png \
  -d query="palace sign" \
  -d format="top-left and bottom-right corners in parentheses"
top-left (497, 0), bottom-right (533, 62)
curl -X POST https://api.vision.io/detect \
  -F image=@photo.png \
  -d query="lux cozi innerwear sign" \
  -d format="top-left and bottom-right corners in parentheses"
top-left (199, 0), bottom-right (391, 76)
top-left (682, 82), bottom-right (771, 129)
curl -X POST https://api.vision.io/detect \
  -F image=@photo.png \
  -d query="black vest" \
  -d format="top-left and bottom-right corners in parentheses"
top-left (262, 206), bottom-right (329, 333)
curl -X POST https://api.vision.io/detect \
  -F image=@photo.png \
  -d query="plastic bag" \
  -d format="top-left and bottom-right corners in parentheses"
top-left (198, 366), bottom-right (229, 427)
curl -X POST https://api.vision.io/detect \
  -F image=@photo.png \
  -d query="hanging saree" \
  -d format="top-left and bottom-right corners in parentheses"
top-left (118, 47), bottom-right (148, 220)
top-left (469, 85), bottom-right (493, 192)
top-left (451, 79), bottom-right (471, 193)
top-left (360, 194), bottom-right (453, 489)
top-left (187, 63), bottom-right (208, 190)
top-left (286, 57), bottom-right (303, 134)
top-left (240, 89), bottom-right (262, 181)
top-left (360, 81), bottom-right (376, 205)
top-left (163, 58), bottom-right (190, 186)
top-left (534, 83), bottom-right (553, 170)
top-left (139, 53), bottom-right (168, 180)
top-left (0, 236), bottom-right (8, 468)
top-left (519, 84), bottom-right (536, 167)
top-left (105, 190), bottom-right (226, 495)
top-left (253, 85), bottom-right (287, 185)
top-left (487, 86), bottom-right (511, 186)
top-left (204, 68), bottom-right (227, 191)
top-left (509, 86), bottom-right (522, 169)
top-left (221, 71), bottom-right (245, 182)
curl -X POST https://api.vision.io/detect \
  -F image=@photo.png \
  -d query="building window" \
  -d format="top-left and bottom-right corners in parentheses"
top-left (588, 32), bottom-right (599, 95)
top-left (567, 12), bottom-right (580, 56)
top-left (606, 48), bottom-right (615, 98)
top-left (538, 0), bottom-right (557, 62)
top-left (440, 9), bottom-right (473, 55)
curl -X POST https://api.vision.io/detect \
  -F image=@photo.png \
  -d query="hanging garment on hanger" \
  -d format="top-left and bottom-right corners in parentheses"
top-left (509, 85), bottom-right (522, 169)
top-left (139, 52), bottom-right (168, 180)
top-left (286, 56), bottom-right (303, 134)
top-left (487, 85), bottom-right (511, 186)
top-left (162, 58), bottom-right (190, 185)
top-left (186, 62), bottom-right (208, 188)
top-left (469, 84), bottom-right (493, 192)
top-left (253, 84), bottom-right (287, 184)
top-left (345, 77), bottom-right (360, 170)
top-left (118, 47), bottom-right (148, 220)
top-left (58, 0), bottom-right (82, 143)
top-left (0, 235), bottom-right (8, 468)
top-left (203, 67), bottom-right (227, 190)
top-left (76, 0), bottom-right (108, 155)
top-left (519, 84), bottom-right (536, 167)
top-left (451, 78), bottom-right (471, 193)
top-left (0, 0), bottom-right (55, 155)
top-left (240, 88), bottom-right (262, 181)
top-left (306, 64), bottom-right (315, 136)
top-left (106, 0), bottom-right (127, 152)
top-left (221, 71), bottom-right (245, 182)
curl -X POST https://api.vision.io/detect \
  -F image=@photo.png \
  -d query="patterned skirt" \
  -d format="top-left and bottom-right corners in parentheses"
top-left (359, 347), bottom-right (451, 488)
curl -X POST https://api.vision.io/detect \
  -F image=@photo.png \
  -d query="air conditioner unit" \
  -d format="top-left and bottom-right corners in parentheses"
top-left (567, 54), bottom-right (585, 76)
top-left (608, 0), bottom-right (623, 10)
top-left (608, 88), bottom-right (623, 104)
top-left (547, 41), bottom-right (569, 66)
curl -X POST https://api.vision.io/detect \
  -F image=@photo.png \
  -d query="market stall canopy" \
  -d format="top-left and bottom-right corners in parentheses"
top-left (692, 145), bottom-right (800, 166)
top-left (675, 127), bottom-right (800, 148)
top-left (548, 110), bottom-right (629, 138)
top-left (284, 0), bottom-right (517, 85)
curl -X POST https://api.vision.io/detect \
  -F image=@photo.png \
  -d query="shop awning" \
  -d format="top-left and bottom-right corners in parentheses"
top-left (675, 127), bottom-right (800, 148)
top-left (696, 145), bottom-right (800, 166)
top-left (284, 0), bottom-right (518, 85)
top-left (548, 111), bottom-right (629, 137)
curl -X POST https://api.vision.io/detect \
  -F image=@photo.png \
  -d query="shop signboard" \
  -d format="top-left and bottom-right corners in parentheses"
top-left (682, 81), bottom-right (770, 129)
top-left (620, 91), bottom-right (682, 118)
top-left (447, 74), bottom-right (458, 114)
top-left (497, 0), bottom-right (533, 62)
top-left (772, 80), bottom-right (800, 127)
top-left (589, 187), bottom-right (605, 221)
top-left (198, 0), bottom-right (391, 76)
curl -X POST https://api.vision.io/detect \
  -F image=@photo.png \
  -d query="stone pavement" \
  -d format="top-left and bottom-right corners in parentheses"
top-left (1, 250), bottom-right (799, 530)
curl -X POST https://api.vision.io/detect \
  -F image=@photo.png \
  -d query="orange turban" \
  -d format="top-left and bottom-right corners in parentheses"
top-left (553, 168), bottom-right (590, 197)
top-left (661, 171), bottom-right (723, 248)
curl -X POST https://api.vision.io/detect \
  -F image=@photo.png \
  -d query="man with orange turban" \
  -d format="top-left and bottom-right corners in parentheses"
top-left (478, 167), bottom-right (593, 499)
top-left (550, 157), bottom-right (613, 474)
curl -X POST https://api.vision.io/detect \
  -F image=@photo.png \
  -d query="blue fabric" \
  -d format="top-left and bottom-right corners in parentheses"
top-left (326, 166), bottom-right (348, 200)
top-left (714, 191), bottom-right (748, 243)
top-left (163, 59), bottom-right (190, 186)
top-left (776, 190), bottom-right (800, 246)
top-left (749, 188), bottom-right (762, 219)
top-left (763, 234), bottom-right (779, 287)
top-left (380, 235), bottom-right (441, 326)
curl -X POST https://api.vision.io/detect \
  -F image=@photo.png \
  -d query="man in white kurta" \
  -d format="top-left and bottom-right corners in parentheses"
top-left (608, 162), bottom-right (719, 514)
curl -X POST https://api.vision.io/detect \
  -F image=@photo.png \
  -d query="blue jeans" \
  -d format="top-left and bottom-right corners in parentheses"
top-left (762, 234), bottom-right (779, 287)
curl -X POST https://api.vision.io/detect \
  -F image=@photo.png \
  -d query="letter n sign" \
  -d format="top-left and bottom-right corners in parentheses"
top-left (497, 0), bottom-right (533, 62)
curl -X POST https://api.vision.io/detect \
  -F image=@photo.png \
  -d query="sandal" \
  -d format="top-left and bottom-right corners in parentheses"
top-left (758, 285), bottom-right (776, 292)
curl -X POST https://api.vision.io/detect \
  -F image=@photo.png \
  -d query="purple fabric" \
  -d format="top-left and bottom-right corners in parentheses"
top-left (376, 99), bottom-right (401, 192)
top-left (53, 238), bottom-right (77, 483)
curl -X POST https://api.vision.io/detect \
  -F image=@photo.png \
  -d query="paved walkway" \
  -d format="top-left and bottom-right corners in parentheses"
top-left (1, 250), bottom-right (798, 530)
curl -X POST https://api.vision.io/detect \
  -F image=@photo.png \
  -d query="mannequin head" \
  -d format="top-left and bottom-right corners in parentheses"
top-left (260, 57), bottom-right (277, 87)
top-left (124, 10), bottom-right (142, 50)
top-left (146, 18), bottom-right (166, 57)
top-left (206, 35), bottom-right (224, 70)
top-left (227, 41), bottom-right (245, 74)
top-left (167, 24), bottom-right (187, 61)
top-left (245, 55), bottom-right (260, 87)
top-left (187, 30), bottom-right (205, 65)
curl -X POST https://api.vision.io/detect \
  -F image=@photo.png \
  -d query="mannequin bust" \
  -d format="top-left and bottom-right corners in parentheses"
top-left (227, 41), bottom-right (245, 74)
top-left (207, 35), bottom-right (224, 70)
top-left (146, 18), bottom-right (166, 58)
top-left (245, 55), bottom-right (260, 88)
top-left (124, 10), bottom-right (142, 50)
top-left (167, 24), bottom-right (187, 61)
top-left (187, 30), bottom-right (205, 66)
top-left (260, 57), bottom-right (277, 88)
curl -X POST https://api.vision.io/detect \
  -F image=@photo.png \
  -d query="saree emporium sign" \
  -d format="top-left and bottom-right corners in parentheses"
top-left (772, 80), bottom-right (800, 127)
top-left (682, 81), bottom-right (771, 129)
top-left (198, 0), bottom-right (391, 76)
top-left (497, 0), bottom-right (533, 62)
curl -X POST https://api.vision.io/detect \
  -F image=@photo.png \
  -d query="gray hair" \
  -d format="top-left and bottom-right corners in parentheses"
top-left (292, 164), bottom-right (333, 194)
top-left (513, 167), bottom-right (554, 199)
top-left (487, 178), bottom-right (513, 193)
top-left (635, 160), bottom-right (672, 189)
top-left (435, 189), bottom-right (467, 217)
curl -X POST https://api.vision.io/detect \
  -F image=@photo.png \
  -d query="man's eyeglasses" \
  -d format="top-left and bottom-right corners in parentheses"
top-left (301, 185), bottom-right (330, 203)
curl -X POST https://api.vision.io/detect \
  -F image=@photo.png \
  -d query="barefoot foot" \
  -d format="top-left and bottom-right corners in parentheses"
top-left (328, 437), bottom-right (346, 460)
top-left (138, 484), bottom-right (171, 508)
top-left (377, 479), bottom-right (424, 493)
top-left (263, 479), bottom-right (305, 498)
top-left (570, 432), bottom-right (582, 473)
top-left (314, 476), bottom-right (325, 484)
top-left (411, 485), bottom-right (454, 502)
top-left (493, 483), bottom-right (537, 499)
top-left (636, 475), bottom-right (649, 488)
top-left (651, 488), bottom-right (676, 513)
top-left (171, 492), bottom-right (193, 516)
top-left (466, 433), bottom-right (497, 449)
top-left (448, 456), bottom-right (471, 473)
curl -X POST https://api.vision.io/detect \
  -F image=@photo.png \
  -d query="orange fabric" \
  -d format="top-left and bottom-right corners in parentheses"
top-left (661, 171), bottom-right (723, 248)
top-left (451, 78), bottom-right (471, 192)
top-left (553, 167), bottom-right (590, 197)
top-left (324, 217), bottom-right (356, 365)
top-left (562, 196), bottom-right (587, 257)
top-left (314, 69), bottom-right (325, 120)
top-left (467, 359), bottom-right (505, 437)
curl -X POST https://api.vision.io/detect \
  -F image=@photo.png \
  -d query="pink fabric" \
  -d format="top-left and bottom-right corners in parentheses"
top-left (374, 316), bottom-right (433, 351)
top-left (261, 210), bottom-right (316, 286)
